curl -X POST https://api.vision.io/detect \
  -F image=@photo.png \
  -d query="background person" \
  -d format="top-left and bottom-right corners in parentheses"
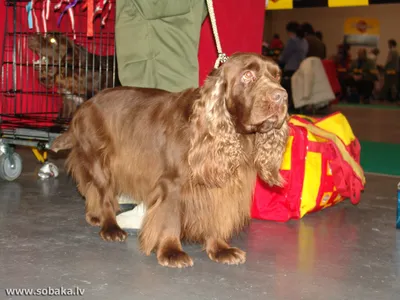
top-left (302, 23), bottom-right (326, 59)
top-left (345, 48), bottom-right (377, 104)
top-left (279, 21), bottom-right (308, 111)
top-left (380, 39), bottom-right (399, 102)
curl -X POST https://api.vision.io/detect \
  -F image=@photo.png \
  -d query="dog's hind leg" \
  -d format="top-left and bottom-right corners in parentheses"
top-left (65, 102), bottom-right (127, 241)
top-left (72, 157), bottom-right (127, 241)
top-left (65, 150), bottom-right (111, 229)
top-left (82, 157), bottom-right (126, 241)
top-left (74, 164), bottom-right (127, 241)
top-left (139, 177), bottom-right (193, 268)
top-left (83, 183), bottom-right (103, 227)
top-left (98, 188), bottom-right (127, 242)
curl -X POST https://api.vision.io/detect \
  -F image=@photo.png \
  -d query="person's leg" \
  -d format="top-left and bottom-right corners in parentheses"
top-left (356, 79), bottom-right (373, 104)
top-left (379, 73), bottom-right (391, 101)
top-left (386, 75), bottom-right (398, 102)
top-left (372, 72), bottom-right (381, 100)
top-left (344, 76), bottom-right (358, 103)
top-left (338, 75), bottom-right (347, 101)
top-left (364, 80), bottom-right (374, 104)
top-left (339, 74), bottom-right (351, 101)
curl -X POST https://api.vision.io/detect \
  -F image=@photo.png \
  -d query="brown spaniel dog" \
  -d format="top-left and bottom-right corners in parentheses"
top-left (51, 52), bottom-right (289, 268)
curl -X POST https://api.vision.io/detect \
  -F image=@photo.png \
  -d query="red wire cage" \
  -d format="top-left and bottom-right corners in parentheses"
top-left (0, 0), bottom-right (116, 133)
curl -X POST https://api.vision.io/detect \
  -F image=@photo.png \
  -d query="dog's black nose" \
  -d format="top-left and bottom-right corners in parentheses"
top-left (272, 90), bottom-right (288, 103)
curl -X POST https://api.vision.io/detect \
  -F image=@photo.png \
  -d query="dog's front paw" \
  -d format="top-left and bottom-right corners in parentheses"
top-left (99, 224), bottom-right (128, 242)
top-left (157, 249), bottom-right (194, 268)
top-left (208, 247), bottom-right (246, 265)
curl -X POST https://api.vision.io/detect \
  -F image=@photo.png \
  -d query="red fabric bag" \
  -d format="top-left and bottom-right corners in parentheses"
top-left (251, 113), bottom-right (366, 222)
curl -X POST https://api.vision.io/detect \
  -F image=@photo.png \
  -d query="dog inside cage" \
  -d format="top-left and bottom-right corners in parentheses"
top-left (27, 31), bottom-right (120, 119)
top-left (0, 0), bottom-right (119, 129)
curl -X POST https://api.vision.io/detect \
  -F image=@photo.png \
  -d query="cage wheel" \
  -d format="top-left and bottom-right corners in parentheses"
top-left (0, 153), bottom-right (23, 181)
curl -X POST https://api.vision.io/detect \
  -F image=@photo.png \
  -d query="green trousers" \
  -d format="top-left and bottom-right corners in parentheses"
top-left (115, 0), bottom-right (208, 92)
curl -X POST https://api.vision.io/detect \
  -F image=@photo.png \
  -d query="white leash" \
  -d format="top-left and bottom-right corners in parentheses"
top-left (205, 0), bottom-right (228, 69)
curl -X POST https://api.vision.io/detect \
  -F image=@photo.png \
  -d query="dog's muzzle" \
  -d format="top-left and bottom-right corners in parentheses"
top-left (33, 56), bottom-right (49, 66)
top-left (271, 90), bottom-right (288, 104)
top-left (259, 89), bottom-right (288, 131)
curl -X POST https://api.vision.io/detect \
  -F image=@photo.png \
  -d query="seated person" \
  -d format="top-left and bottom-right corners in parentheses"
top-left (344, 48), bottom-right (377, 103)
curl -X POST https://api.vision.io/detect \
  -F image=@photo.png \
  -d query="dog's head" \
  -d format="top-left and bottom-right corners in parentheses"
top-left (217, 52), bottom-right (288, 133)
top-left (188, 52), bottom-right (289, 188)
top-left (28, 32), bottom-right (80, 82)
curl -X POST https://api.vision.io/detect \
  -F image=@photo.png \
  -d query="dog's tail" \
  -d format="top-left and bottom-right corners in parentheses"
top-left (51, 131), bottom-right (74, 153)
top-left (50, 101), bottom-right (110, 156)
top-left (50, 102), bottom-right (87, 153)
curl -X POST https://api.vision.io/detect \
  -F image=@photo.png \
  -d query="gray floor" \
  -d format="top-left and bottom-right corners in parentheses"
top-left (1, 149), bottom-right (400, 300)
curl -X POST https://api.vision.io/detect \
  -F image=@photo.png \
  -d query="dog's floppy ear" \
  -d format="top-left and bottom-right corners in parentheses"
top-left (254, 121), bottom-right (290, 187)
top-left (188, 67), bottom-right (244, 188)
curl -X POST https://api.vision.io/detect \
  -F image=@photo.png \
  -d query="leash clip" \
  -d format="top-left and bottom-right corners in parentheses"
top-left (218, 53), bottom-right (228, 64)
top-left (214, 52), bottom-right (229, 69)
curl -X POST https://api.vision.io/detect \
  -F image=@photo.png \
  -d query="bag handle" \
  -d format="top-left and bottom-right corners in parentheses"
top-left (294, 122), bottom-right (366, 186)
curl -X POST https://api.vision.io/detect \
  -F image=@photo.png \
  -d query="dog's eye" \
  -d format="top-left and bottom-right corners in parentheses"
top-left (49, 37), bottom-right (57, 45)
top-left (241, 70), bottom-right (256, 84)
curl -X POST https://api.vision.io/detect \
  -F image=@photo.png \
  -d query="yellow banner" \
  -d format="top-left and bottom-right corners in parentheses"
top-left (343, 17), bottom-right (380, 46)
top-left (344, 17), bottom-right (380, 35)
top-left (266, 0), bottom-right (293, 10)
top-left (328, 0), bottom-right (368, 7)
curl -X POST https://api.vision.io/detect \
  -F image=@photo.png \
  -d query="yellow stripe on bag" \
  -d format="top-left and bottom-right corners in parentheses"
top-left (300, 151), bottom-right (322, 217)
top-left (289, 118), bottom-right (320, 142)
top-left (289, 118), bottom-right (327, 143)
top-left (289, 118), bottom-right (309, 127)
top-left (281, 136), bottom-right (293, 170)
top-left (316, 113), bottom-right (355, 146)
top-left (293, 114), bottom-right (318, 123)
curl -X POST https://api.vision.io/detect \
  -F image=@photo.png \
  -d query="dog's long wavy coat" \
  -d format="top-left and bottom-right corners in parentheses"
top-left (51, 53), bottom-right (289, 268)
